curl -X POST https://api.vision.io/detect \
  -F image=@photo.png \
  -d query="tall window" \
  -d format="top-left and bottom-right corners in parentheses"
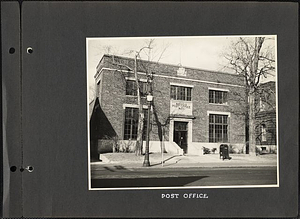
top-left (261, 124), bottom-right (267, 142)
top-left (209, 90), bottom-right (228, 104)
top-left (124, 107), bottom-right (148, 140)
top-left (259, 97), bottom-right (266, 111)
top-left (126, 80), bottom-right (147, 96)
top-left (209, 114), bottom-right (228, 142)
top-left (170, 85), bottom-right (192, 101)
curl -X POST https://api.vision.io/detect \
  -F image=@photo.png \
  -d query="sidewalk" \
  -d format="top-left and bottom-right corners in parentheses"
top-left (91, 152), bottom-right (277, 169)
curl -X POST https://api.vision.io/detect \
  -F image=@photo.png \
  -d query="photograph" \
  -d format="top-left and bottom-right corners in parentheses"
top-left (87, 36), bottom-right (278, 190)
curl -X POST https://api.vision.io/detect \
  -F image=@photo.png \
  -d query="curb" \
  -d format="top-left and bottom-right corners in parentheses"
top-left (126, 165), bottom-right (277, 169)
top-left (92, 162), bottom-right (277, 169)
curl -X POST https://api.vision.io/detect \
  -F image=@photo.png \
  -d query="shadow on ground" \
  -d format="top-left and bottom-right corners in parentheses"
top-left (149, 155), bottom-right (183, 167)
top-left (91, 176), bottom-right (208, 188)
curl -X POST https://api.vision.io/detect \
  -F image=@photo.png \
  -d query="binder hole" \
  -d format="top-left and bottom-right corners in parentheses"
top-left (20, 167), bottom-right (25, 172)
top-left (26, 47), bottom-right (33, 54)
top-left (10, 166), bottom-right (17, 172)
top-left (9, 47), bottom-right (15, 54)
top-left (27, 166), bottom-right (34, 172)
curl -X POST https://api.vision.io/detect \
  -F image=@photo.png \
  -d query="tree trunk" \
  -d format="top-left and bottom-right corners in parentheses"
top-left (162, 127), bottom-right (166, 153)
top-left (248, 86), bottom-right (256, 156)
top-left (244, 87), bottom-right (249, 154)
top-left (134, 54), bottom-right (144, 156)
top-left (136, 105), bottom-right (144, 156)
top-left (248, 37), bottom-right (264, 156)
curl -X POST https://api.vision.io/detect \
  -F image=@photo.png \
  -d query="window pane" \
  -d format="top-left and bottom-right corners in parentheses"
top-left (187, 88), bottom-right (192, 101)
top-left (131, 133), bottom-right (137, 140)
top-left (143, 82), bottom-right (148, 95)
top-left (133, 108), bottom-right (139, 121)
top-left (170, 85), bottom-right (192, 101)
top-left (132, 119), bottom-right (138, 140)
top-left (215, 125), bottom-right (222, 142)
top-left (139, 81), bottom-right (147, 96)
top-left (223, 116), bottom-right (227, 124)
top-left (178, 87), bottom-right (185, 100)
top-left (216, 91), bottom-right (222, 104)
top-left (209, 124), bottom-right (214, 142)
top-left (125, 81), bottom-right (131, 95)
top-left (209, 90), bottom-right (214, 103)
top-left (133, 81), bottom-right (137, 96)
top-left (209, 90), bottom-right (228, 104)
top-left (209, 114), bottom-right (214, 123)
top-left (215, 115), bottom-right (222, 123)
top-left (209, 114), bottom-right (228, 142)
top-left (124, 107), bottom-right (139, 140)
top-left (170, 86), bottom-right (176, 99)
top-left (126, 80), bottom-right (148, 96)
top-left (223, 92), bottom-right (228, 103)
top-left (126, 80), bottom-right (137, 96)
top-left (125, 108), bottom-right (130, 117)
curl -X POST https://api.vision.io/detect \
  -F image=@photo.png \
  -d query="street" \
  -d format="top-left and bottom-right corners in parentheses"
top-left (91, 166), bottom-right (277, 188)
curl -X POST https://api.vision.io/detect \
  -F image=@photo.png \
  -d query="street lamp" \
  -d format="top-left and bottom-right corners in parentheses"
top-left (143, 93), bottom-right (153, 167)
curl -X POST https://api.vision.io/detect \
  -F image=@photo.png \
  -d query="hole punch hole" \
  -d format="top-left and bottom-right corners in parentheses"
top-left (26, 166), bottom-right (34, 173)
top-left (9, 47), bottom-right (15, 54)
top-left (10, 166), bottom-right (17, 172)
top-left (26, 47), bottom-right (33, 54)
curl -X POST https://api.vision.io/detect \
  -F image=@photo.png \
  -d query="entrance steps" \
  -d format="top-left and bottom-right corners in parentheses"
top-left (143, 141), bottom-right (184, 155)
top-left (165, 142), bottom-right (184, 155)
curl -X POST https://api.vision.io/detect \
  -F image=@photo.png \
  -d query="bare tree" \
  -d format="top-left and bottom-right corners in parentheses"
top-left (224, 37), bottom-right (275, 155)
top-left (106, 39), bottom-right (169, 156)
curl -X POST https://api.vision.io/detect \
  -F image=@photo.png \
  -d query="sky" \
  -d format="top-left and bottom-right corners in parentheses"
top-left (87, 36), bottom-right (276, 96)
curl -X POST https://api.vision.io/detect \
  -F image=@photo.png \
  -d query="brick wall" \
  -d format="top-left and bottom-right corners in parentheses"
top-left (96, 55), bottom-right (245, 86)
top-left (256, 111), bottom-right (277, 145)
top-left (100, 69), bottom-right (126, 139)
top-left (95, 55), bottom-right (246, 147)
top-left (255, 81), bottom-right (277, 145)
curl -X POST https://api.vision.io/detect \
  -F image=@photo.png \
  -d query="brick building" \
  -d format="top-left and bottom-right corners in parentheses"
top-left (90, 54), bottom-right (247, 158)
top-left (255, 81), bottom-right (277, 153)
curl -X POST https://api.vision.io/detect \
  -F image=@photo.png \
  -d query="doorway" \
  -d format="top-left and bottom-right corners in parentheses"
top-left (173, 121), bottom-right (188, 154)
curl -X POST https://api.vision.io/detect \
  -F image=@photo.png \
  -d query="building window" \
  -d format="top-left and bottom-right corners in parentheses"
top-left (209, 114), bottom-right (228, 142)
top-left (124, 107), bottom-right (148, 140)
top-left (126, 80), bottom-right (147, 96)
top-left (259, 97), bottom-right (266, 111)
top-left (209, 90), bottom-right (228, 104)
top-left (170, 85), bottom-right (192, 101)
top-left (261, 124), bottom-right (267, 142)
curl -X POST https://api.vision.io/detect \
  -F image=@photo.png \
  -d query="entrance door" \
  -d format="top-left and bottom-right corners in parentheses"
top-left (173, 121), bottom-right (188, 154)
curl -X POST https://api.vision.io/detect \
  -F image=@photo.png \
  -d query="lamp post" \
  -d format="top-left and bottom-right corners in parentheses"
top-left (143, 71), bottom-right (153, 167)
top-left (143, 93), bottom-right (153, 167)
